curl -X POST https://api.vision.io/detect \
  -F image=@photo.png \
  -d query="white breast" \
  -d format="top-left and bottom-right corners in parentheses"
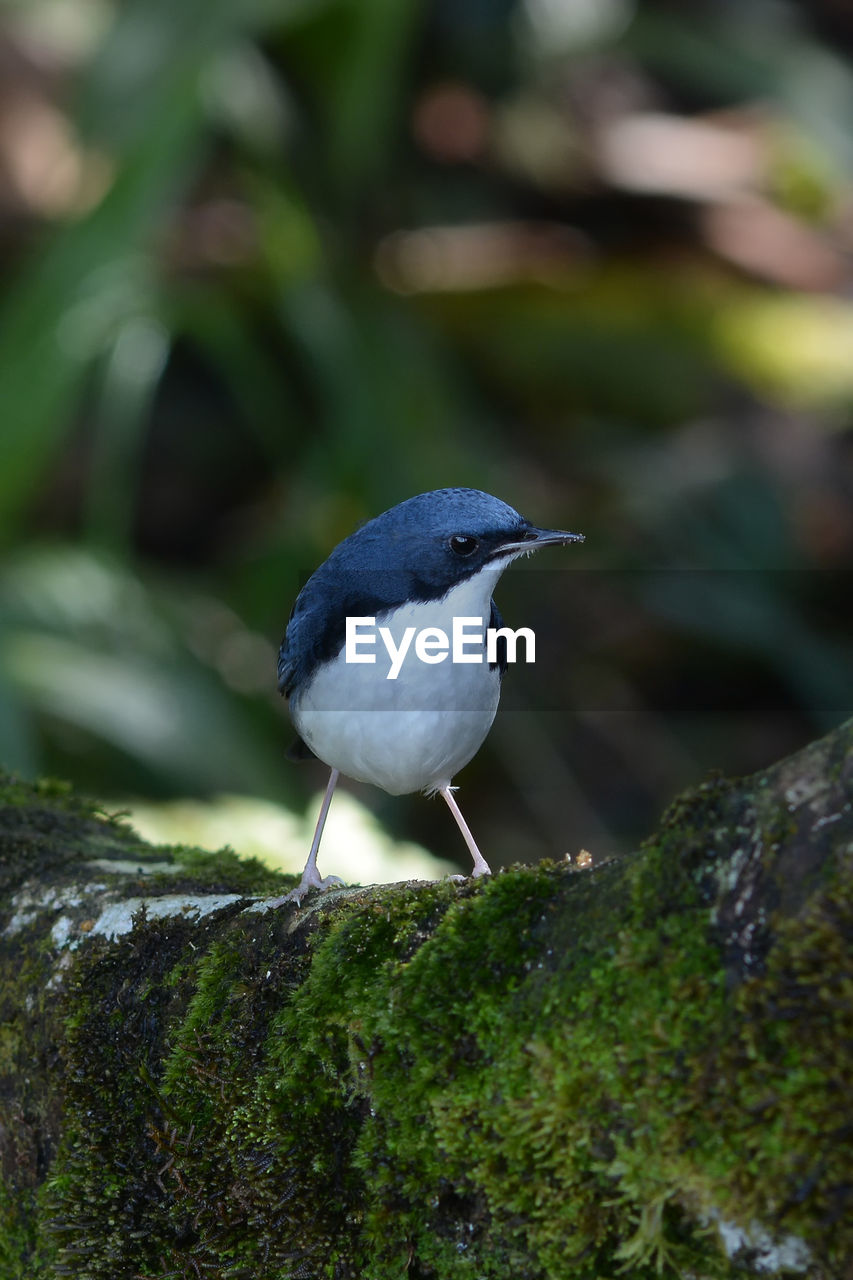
top-left (291, 573), bottom-right (503, 795)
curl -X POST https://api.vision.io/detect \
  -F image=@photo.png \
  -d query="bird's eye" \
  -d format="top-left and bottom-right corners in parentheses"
top-left (449, 534), bottom-right (479, 556)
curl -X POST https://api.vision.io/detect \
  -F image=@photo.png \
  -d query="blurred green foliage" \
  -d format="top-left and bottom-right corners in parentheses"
top-left (0, 0), bottom-right (850, 869)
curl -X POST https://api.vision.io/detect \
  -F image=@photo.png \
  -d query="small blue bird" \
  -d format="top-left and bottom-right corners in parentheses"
top-left (276, 488), bottom-right (583, 903)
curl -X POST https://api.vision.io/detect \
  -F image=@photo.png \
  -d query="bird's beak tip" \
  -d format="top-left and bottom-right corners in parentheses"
top-left (534, 529), bottom-right (584, 546)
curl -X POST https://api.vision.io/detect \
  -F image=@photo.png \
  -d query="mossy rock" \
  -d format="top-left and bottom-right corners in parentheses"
top-left (0, 720), bottom-right (851, 1279)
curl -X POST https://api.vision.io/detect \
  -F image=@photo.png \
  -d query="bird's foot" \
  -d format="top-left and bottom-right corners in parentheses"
top-left (268, 870), bottom-right (346, 909)
top-left (447, 861), bottom-right (492, 886)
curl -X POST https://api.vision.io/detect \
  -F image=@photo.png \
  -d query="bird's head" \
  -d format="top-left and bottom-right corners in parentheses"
top-left (324, 487), bottom-right (583, 602)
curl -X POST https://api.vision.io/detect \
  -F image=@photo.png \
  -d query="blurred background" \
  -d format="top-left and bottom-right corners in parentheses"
top-left (0, 0), bottom-right (851, 878)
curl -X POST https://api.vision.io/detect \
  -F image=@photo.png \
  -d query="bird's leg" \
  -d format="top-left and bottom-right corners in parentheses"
top-left (271, 768), bottom-right (345, 907)
top-left (438, 784), bottom-right (492, 877)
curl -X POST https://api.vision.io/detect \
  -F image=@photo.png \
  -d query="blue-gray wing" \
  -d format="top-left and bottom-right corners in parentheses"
top-left (277, 604), bottom-right (299, 697)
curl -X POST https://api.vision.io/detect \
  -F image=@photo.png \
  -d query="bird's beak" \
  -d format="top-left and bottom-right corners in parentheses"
top-left (492, 526), bottom-right (584, 559)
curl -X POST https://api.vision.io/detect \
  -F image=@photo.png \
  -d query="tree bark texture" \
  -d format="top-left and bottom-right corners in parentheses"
top-left (0, 718), bottom-right (851, 1279)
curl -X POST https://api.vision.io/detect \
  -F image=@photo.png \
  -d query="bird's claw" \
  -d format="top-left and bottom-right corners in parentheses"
top-left (267, 872), bottom-right (346, 909)
top-left (446, 868), bottom-right (492, 885)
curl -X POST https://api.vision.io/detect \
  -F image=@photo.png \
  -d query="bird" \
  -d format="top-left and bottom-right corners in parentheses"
top-left (275, 487), bottom-right (583, 904)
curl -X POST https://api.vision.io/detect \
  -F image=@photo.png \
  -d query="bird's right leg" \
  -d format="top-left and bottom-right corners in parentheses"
top-left (270, 768), bottom-right (345, 906)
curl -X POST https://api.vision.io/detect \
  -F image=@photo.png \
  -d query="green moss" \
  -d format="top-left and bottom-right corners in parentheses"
top-left (2, 737), bottom-right (850, 1278)
top-left (703, 861), bottom-right (853, 1271)
top-left (104, 861), bottom-right (730, 1278)
top-left (0, 770), bottom-right (155, 903)
top-left (35, 924), bottom-right (188, 1277)
top-left (31, 832), bottom-right (850, 1277)
top-left (157, 843), bottom-right (292, 897)
top-left (0, 773), bottom-right (77, 811)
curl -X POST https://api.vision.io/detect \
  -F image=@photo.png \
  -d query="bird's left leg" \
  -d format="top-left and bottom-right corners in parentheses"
top-left (438, 784), bottom-right (492, 877)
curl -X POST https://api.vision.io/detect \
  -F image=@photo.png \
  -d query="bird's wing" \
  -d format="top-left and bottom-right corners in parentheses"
top-left (277, 642), bottom-right (296, 697)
